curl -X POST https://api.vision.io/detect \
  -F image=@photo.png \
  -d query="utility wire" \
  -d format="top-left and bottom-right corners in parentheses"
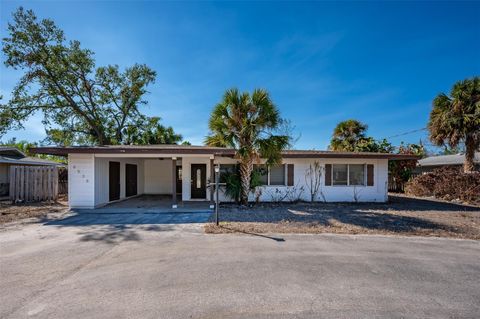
top-left (386, 128), bottom-right (427, 139)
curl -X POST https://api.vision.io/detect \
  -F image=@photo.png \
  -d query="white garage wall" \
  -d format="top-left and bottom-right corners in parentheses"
top-left (69, 154), bottom-right (95, 208)
top-left (94, 157), bottom-right (145, 207)
top-left (144, 159), bottom-right (173, 194)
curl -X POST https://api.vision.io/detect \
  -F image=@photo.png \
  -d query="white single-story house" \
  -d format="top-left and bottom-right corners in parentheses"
top-left (0, 147), bottom-right (63, 196)
top-left (32, 145), bottom-right (418, 209)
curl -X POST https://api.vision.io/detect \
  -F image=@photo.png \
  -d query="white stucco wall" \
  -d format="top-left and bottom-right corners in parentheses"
top-left (215, 157), bottom-right (388, 203)
top-left (67, 153), bottom-right (389, 208)
top-left (144, 159), bottom-right (174, 194)
top-left (68, 154), bottom-right (95, 208)
top-left (68, 155), bottom-right (146, 208)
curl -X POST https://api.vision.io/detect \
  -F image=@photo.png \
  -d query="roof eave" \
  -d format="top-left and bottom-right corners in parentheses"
top-left (282, 153), bottom-right (420, 160)
top-left (31, 147), bottom-right (419, 160)
top-left (30, 147), bottom-right (236, 157)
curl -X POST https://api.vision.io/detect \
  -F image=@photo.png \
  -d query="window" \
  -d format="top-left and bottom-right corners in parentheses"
top-left (254, 164), bottom-right (285, 186)
top-left (332, 164), bottom-right (348, 186)
top-left (270, 165), bottom-right (286, 185)
top-left (196, 169), bottom-right (201, 189)
top-left (332, 164), bottom-right (366, 186)
top-left (349, 164), bottom-right (365, 186)
top-left (254, 165), bottom-right (268, 185)
top-left (220, 164), bottom-right (237, 176)
top-left (219, 164), bottom-right (238, 183)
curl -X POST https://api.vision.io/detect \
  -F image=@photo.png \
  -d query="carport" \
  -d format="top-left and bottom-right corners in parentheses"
top-left (101, 194), bottom-right (213, 213)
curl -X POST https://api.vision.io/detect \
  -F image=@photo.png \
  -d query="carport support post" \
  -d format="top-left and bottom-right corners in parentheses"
top-left (210, 157), bottom-right (214, 208)
top-left (172, 157), bottom-right (177, 208)
top-left (215, 164), bottom-right (220, 225)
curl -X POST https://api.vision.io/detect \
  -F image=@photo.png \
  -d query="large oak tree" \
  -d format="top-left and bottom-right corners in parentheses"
top-left (1, 7), bottom-right (181, 146)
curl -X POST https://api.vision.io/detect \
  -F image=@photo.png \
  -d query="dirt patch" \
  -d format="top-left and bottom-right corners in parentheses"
top-left (205, 195), bottom-right (480, 240)
top-left (0, 196), bottom-right (69, 225)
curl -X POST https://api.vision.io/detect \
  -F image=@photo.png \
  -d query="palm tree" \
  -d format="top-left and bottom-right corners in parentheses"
top-left (429, 77), bottom-right (480, 173)
top-left (329, 119), bottom-right (368, 151)
top-left (205, 88), bottom-right (290, 204)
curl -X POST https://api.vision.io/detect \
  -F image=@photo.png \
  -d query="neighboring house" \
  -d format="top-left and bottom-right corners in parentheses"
top-left (0, 147), bottom-right (63, 196)
top-left (416, 152), bottom-right (480, 173)
top-left (32, 145), bottom-right (418, 208)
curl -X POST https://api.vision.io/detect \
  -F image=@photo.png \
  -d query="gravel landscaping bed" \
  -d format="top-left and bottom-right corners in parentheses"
top-left (205, 194), bottom-right (480, 239)
top-left (0, 196), bottom-right (68, 225)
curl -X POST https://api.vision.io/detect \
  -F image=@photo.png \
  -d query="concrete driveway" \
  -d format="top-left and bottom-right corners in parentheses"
top-left (1, 212), bottom-right (479, 319)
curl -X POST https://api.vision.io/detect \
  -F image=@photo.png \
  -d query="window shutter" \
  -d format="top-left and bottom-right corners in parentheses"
top-left (367, 164), bottom-right (374, 186)
top-left (325, 164), bottom-right (332, 186)
top-left (287, 164), bottom-right (294, 186)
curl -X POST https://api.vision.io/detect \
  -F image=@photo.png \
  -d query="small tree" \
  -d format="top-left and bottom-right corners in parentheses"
top-left (221, 168), bottom-right (262, 203)
top-left (429, 77), bottom-right (480, 173)
top-left (329, 119), bottom-right (368, 151)
top-left (389, 142), bottom-right (426, 187)
top-left (305, 161), bottom-right (324, 202)
top-left (205, 88), bottom-right (291, 204)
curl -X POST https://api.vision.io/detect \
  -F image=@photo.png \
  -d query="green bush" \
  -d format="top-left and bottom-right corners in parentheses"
top-left (221, 169), bottom-right (263, 203)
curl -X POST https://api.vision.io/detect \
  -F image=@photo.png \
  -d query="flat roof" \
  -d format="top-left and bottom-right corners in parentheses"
top-left (0, 146), bottom-right (25, 157)
top-left (418, 152), bottom-right (480, 167)
top-left (0, 155), bottom-right (63, 166)
top-left (31, 145), bottom-right (420, 160)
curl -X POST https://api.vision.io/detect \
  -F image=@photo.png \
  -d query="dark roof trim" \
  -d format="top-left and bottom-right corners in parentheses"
top-left (31, 146), bottom-right (234, 157)
top-left (281, 151), bottom-right (419, 160)
top-left (0, 158), bottom-right (64, 166)
top-left (31, 146), bottom-right (420, 160)
top-left (0, 147), bottom-right (25, 157)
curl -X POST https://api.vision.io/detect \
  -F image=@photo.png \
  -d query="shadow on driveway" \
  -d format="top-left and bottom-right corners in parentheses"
top-left (46, 211), bottom-right (212, 226)
top-left (42, 211), bottom-right (212, 243)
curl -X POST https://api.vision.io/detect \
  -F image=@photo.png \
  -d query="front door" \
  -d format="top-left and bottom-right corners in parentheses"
top-left (191, 164), bottom-right (206, 199)
top-left (125, 164), bottom-right (137, 197)
top-left (109, 161), bottom-right (120, 201)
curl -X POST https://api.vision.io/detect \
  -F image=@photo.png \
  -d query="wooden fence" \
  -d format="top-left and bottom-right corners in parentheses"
top-left (388, 173), bottom-right (420, 193)
top-left (388, 175), bottom-right (405, 193)
top-left (9, 166), bottom-right (59, 203)
top-left (58, 167), bottom-right (68, 194)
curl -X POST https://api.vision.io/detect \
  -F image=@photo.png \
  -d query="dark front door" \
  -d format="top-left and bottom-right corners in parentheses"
top-left (176, 166), bottom-right (182, 194)
top-left (125, 164), bottom-right (137, 197)
top-left (191, 164), bottom-right (206, 199)
top-left (109, 161), bottom-right (120, 201)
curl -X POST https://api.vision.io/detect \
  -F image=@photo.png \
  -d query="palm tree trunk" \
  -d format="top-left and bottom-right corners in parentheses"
top-left (239, 159), bottom-right (253, 205)
top-left (464, 135), bottom-right (476, 173)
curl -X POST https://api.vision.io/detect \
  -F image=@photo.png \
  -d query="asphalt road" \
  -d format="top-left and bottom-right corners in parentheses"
top-left (1, 213), bottom-right (479, 319)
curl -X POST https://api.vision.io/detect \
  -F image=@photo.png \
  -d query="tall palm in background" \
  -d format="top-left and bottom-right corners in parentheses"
top-left (206, 88), bottom-right (290, 204)
top-left (429, 77), bottom-right (480, 173)
top-left (329, 119), bottom-right (368, 151)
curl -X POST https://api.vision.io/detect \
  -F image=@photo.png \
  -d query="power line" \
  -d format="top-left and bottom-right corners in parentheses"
top-left (386, 128), bottom-right (427, 139)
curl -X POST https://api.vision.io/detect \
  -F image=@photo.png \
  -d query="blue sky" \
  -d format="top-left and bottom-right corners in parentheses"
top-left (1, 1), bottom-right (479, 150)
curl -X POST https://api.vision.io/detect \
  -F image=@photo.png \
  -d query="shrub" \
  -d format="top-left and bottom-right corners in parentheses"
top-left (405, 167), bottom-right (480, 203)
top-left (221, 169), bottom-right (263, 204)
